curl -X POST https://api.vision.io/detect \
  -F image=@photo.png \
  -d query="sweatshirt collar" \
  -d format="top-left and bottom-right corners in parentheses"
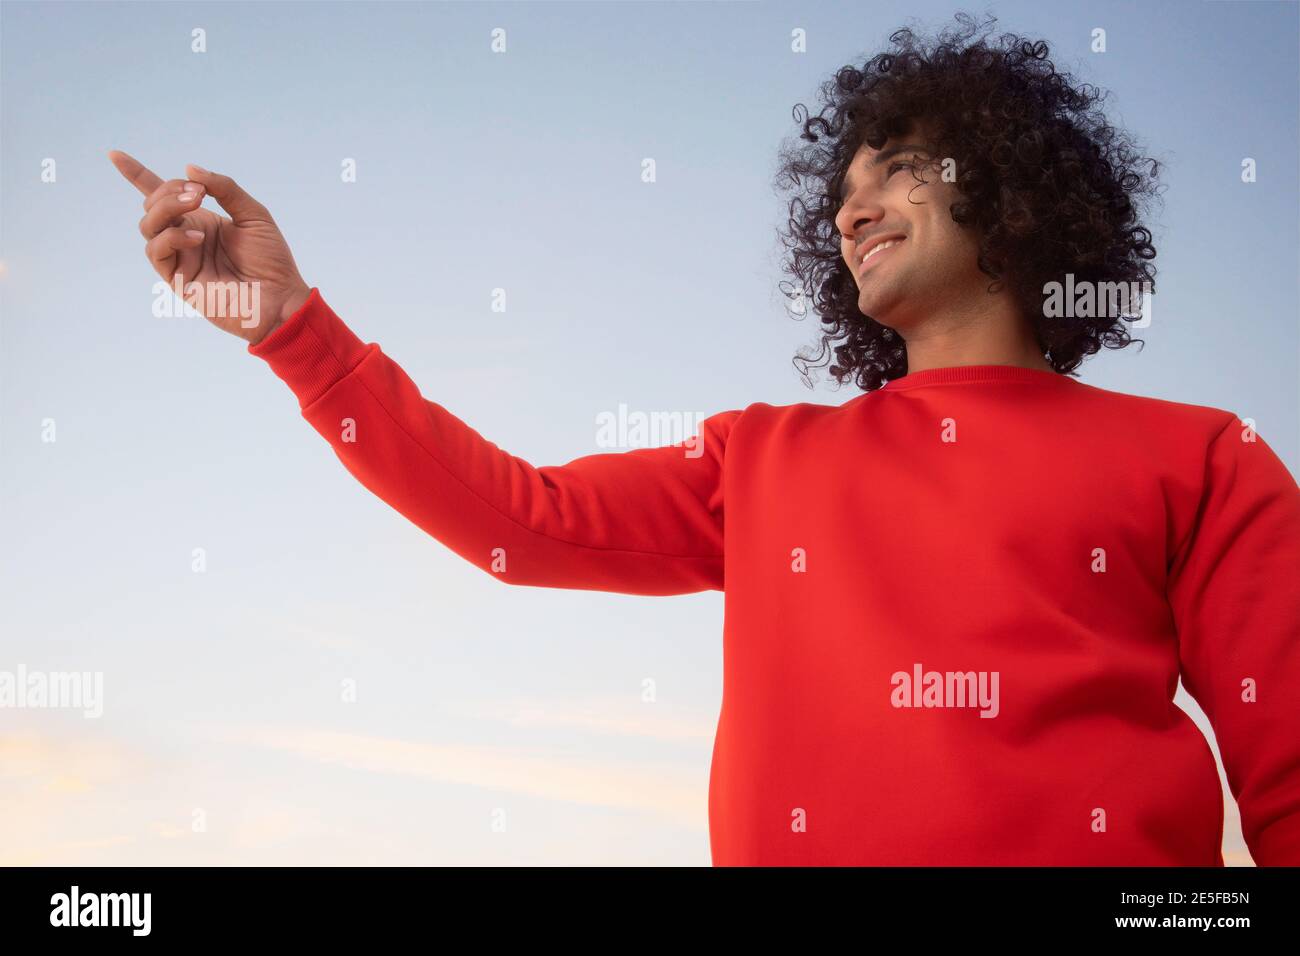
top-left (880, 364), bottom-right (1079, 391)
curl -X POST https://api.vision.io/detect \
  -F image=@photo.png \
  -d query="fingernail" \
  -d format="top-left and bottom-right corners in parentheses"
top-left (190, 164), bottom-right (209, 175)
top-left (185, 230), bottom-right (204, 240)
top-left (179, 192), bottom-right (198, 202)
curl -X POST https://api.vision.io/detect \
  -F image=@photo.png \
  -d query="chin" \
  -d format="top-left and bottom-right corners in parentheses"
top-left (857, 293), bottom-right (901, 325)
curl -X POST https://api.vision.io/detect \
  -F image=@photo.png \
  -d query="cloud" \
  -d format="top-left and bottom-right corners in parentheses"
top-left (0, 730), bottom-right (136, 788)
top-left (225, 725), bottom-right (706, 829)
top-left (439, 695), bottom-right (716, 741)
top-left (0, 729), bottom-right (143, 864)
top-left (230, 799), bottom-right (335, 850)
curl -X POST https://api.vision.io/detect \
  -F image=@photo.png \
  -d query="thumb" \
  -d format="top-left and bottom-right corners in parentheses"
top-left (184, 163), bottom-right (272, 223)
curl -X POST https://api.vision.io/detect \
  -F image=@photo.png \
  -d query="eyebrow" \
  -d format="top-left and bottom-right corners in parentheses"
top-left (838, 143), bottom-right (929, 203)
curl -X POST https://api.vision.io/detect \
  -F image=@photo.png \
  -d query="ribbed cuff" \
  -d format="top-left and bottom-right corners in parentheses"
top-left (247, 288), bottom-right (372, 409)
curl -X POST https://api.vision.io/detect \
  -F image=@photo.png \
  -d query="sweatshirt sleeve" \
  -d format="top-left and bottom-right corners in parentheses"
top-left (247, 288), bottom-right (740, 595)
top-left (1167, 414), bottom-right (1300, 866)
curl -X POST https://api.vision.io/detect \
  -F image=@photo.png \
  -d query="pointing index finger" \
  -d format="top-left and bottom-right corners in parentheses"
top-left (108, 150), bottom-right (164, 197)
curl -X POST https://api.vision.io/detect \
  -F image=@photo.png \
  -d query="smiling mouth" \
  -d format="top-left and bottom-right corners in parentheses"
top-left (858, 237), bottom-right (905, 276)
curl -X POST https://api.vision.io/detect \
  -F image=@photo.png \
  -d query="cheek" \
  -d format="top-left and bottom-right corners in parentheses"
top-left (927, 211), bottom-right (977, 257)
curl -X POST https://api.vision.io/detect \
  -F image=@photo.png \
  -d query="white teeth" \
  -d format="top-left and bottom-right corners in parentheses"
top-left (863, 238), bottom-right (902, 263)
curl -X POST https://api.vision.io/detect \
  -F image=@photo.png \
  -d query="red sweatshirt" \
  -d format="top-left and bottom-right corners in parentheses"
top-left (250, 288), bottom-right (1300, 866)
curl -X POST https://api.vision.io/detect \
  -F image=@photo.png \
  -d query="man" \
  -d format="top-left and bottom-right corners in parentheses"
top-left (109, 17), bottom-right (1299, 866)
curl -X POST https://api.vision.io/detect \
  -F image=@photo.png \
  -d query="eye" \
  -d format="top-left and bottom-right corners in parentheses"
top-left (886, 160), bottom-right (914, 178)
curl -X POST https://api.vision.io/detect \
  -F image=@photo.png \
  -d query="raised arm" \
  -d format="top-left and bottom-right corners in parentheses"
top-left (109, 153), bottom-right (740, 595)
top-left (249, 288), bottom-right (740, 594)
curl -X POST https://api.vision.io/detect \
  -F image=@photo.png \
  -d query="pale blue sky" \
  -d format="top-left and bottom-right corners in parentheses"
top-left (1, 0), bottom-right (1295, 864)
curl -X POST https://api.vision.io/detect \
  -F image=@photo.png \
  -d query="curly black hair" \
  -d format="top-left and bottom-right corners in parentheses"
top-left (773, 12), bottom-right (1162, 391)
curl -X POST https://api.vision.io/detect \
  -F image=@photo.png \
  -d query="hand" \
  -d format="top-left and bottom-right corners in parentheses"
top-left (108, 150), bottom-right (311, 344)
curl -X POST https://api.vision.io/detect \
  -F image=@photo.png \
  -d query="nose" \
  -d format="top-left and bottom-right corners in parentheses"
top-left (835, 187), bottom-right (886, 258)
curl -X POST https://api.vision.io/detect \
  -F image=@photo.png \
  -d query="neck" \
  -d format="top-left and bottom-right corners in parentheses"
top-left (895, 291), bottom-right (1052, 375)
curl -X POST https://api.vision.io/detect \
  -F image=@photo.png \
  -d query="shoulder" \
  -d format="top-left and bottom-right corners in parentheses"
top-left (725, 395), bottom-right (855, 431)
top-left (1066, 377), bottom-right (1237, 426)
top-left (1064, 379), bottom-right (1242, 440)
top-left (1045, 380), bottom-right (1295, 488)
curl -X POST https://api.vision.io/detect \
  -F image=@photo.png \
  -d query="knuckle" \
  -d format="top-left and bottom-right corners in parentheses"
top-left (145, 225), bottom-right (174, 253)
top-left (148, 180), bottom-right (180, 200)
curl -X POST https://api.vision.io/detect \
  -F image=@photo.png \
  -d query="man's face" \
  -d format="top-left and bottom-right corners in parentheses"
top-left (834, 133), bottom-right (985, 331)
